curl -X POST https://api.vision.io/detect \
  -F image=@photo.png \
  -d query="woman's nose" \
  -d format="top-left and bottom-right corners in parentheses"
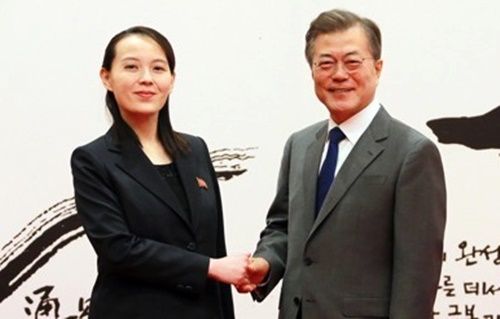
top-left (139, 69), bottom-right (153, 83)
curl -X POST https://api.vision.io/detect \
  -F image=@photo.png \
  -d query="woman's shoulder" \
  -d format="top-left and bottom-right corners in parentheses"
top-left (77, 135), bottom-right (107, 151)
top-left (72, 130), bottom-right (114, 159)
top-left (177, 132), bottom-right (208, 151)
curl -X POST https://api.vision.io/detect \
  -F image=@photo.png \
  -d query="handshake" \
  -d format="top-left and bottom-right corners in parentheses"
top-left (208, 254), bottom-right (270, 293)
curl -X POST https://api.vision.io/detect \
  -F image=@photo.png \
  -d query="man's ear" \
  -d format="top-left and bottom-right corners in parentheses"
top-left (99, 68), bottom-right (113, 91)
top-left (375, 59), bottom-right (383, 78)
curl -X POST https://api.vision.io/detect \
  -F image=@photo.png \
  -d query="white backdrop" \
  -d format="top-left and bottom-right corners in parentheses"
top-left (1, 0), bottom-right (499, 318)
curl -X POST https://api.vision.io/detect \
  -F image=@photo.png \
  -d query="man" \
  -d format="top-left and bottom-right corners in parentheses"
top-left (238, 9), bottom-right (446, 319)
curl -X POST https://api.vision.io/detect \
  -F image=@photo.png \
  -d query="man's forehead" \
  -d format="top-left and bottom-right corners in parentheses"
top-left (313, 29), bottom-right (370, 55)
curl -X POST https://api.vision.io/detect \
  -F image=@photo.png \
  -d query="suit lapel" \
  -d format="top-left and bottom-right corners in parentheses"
top-left (308, 107), bottom-right (391, 238)
top-left (106, 133), bottom-right (194, 231)
top-left (301, 122), bottom-right (329, 233)
top-left (175, 152), bottom-right (202, 233)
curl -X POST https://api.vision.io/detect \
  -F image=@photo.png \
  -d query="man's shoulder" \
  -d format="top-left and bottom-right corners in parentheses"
top-left (389, 117), bottom-right (432, 145)
top-left (368, 106), bottom-right (438, 155)
top-left (290, 120), bottom-right (328, 140)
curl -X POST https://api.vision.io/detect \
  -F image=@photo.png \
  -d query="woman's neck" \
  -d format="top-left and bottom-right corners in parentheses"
top-left (122, 112), bottom-right (172, 165)
top-left (122, 112), bottom-right (158, 143)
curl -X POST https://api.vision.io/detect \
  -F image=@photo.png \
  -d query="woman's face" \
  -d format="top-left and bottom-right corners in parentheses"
top-left (100, 34), bottom-right (175, 122)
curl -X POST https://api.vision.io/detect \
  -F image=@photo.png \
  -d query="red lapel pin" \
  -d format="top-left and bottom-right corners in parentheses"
top-left (196, 177), bottom-right (208, 190)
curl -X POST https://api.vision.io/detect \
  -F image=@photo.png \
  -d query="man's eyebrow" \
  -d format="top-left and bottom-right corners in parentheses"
top-left (317, 51), bottom-right (362, 59)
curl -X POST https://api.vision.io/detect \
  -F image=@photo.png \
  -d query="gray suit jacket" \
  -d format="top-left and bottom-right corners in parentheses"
top-left (253, 106), bottom-right (446, 319)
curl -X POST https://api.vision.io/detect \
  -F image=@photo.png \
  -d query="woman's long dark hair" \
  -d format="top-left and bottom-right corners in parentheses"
top-left (102, 26), bottom-right (189, 157)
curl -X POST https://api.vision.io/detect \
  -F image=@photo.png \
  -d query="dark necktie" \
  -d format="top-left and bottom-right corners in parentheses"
top-left (315, 127), bottom-right (346, 216)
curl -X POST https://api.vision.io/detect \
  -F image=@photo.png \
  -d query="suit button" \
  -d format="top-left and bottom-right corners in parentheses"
top-left (186, 242), bottom-right (197, 251)
top-left (293, 297), bottom-right (300, 305)
top-left (304, 257), bottom-right (313, 266)
top-left (176, 284), bottom-right (193, 291)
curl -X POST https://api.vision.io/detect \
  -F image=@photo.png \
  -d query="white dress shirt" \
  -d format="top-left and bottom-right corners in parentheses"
top-left (319, 100), bottom-right (381, 176)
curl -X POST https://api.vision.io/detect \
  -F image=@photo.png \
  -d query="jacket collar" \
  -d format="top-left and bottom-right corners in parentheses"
top-left (104, 128), bottom-right (199, 235)
top-left (308, 105), bottom-right (390, 239)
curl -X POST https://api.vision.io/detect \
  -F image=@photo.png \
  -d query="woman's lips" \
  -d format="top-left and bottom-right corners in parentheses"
top-left (134, 91), bottom-right (155, 98)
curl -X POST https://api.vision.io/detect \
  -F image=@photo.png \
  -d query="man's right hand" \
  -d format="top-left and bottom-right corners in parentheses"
top-left (236, 256), bottom-right (270, 293)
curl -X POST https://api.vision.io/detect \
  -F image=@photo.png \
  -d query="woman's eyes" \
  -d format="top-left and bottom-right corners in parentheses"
top-left (153, 66), bottom-right (167, 72)
top-left (124, 64), bottom-right (138, 70)
top-left (123, 64), bottom-right (167, 72)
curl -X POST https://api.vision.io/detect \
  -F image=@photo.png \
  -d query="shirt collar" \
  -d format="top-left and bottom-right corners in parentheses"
top-left (327, 99), bottom-right (381, 145)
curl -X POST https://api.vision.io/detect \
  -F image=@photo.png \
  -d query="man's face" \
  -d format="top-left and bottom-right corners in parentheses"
top-left (311, 25), bottom-right (383, 123)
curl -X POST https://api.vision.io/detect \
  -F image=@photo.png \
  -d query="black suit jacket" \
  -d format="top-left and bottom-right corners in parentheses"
top-left (71, 128), bottom-right (234, 319)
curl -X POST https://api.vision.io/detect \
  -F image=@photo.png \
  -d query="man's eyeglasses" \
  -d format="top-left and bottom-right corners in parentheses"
top-left (313, 57), bottom-right (374, 74)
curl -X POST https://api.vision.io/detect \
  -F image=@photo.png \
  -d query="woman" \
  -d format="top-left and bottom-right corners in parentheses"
top-left (71, 26), bottom-right (249, 319)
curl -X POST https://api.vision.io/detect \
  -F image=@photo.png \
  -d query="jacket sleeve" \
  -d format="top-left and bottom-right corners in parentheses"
top-left (252, 135), bottom-right (293, 301)
top-left (390, 138), bottom-right (446, 318)
top-left (71, 146), bottom-right (210, 294)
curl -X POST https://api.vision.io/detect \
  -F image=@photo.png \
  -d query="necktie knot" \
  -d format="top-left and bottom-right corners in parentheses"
top-left (329, 127), bottom-right (346, 144)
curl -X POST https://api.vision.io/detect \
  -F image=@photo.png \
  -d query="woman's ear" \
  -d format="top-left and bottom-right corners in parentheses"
top-left (99, 68), bottom-right (113, 91)
top-left (167, 73), bottom-right (176, 95)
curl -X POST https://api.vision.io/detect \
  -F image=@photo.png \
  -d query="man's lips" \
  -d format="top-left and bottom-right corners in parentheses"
top-left (328, 88), bottom-right (354, 93)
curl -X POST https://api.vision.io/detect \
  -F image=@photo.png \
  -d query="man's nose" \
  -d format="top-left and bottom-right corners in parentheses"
top-left (331, 63), bottom-right (349, 79)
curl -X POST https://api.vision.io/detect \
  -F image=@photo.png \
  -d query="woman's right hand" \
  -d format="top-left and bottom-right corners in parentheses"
top-left (208, 253), bottom-right (251, 286)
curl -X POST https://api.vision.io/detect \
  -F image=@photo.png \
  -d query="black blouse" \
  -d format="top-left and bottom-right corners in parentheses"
top-left (155, 163), bottom-right (191, 221)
